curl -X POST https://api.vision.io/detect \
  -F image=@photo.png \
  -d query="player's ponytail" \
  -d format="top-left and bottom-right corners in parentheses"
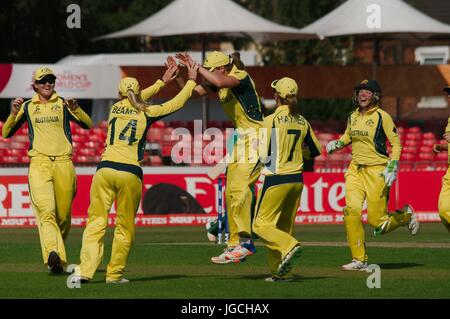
top-left (126, 90), bottom-right (147, 113)
top-left (230, 51), bottom-right (245, 70)
top-left (279, 95), bottom-right (299, 116)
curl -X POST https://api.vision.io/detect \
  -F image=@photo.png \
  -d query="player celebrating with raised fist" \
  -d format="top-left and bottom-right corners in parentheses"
top-left (326, 79), bottom-right (419, 271)
top-left (434, 86), bottom-right (450, 232)
top-left (73, 60), bottom-right (198, 284)
top-left (2, 66), bottom-right (93, 274)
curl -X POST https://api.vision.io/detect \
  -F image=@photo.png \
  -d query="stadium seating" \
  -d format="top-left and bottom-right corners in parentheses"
top-left (0, 120), bottom-right (448, 171)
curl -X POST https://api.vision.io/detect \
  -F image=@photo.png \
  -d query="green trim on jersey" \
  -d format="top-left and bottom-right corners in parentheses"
top-left (374, 112), bottom-right (388, 157)
top-left (97, 160), bottom-right (143, 181)
top-left (62, 106), bottom-right (73, 145)
top-left (231, 75), bottom-right (263, 122)
top-left (23, 101), bottom-right (34, 151)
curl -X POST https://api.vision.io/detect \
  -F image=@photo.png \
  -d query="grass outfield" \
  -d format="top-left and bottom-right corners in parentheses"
top-left (0, 223), bottom-right (449, 299)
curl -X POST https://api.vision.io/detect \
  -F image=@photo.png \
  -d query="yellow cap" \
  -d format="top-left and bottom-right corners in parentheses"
top-left (271, 77), bottom-right (298, 99)
top-left (203, 51), bottom-right (231, 72)
top-left (119, 77), bottom-right (140, 96)
top-left (33, 66), bottom-right (56, 81)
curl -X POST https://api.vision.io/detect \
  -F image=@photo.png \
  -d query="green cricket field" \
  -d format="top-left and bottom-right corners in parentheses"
top-left (0, 223), bottom-right (449, 299)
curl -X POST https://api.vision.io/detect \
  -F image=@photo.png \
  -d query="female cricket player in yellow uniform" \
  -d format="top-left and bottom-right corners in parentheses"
top-left (326, 79), bottom-right (419, 271)
top-left (434, 86), bottom-right (450, 232)
top-left (73, 61), bottom-right (198, 284)
top-left (2, 66), bottom-right (93, 274)
top-left (253, 77), bottom-right (322, 282)
top-left (175, 52), bottom-right (263, 264)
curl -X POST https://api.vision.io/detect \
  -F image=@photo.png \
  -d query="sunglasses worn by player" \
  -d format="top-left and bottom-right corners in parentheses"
top-left (36, 75), bottom-right (56, 85)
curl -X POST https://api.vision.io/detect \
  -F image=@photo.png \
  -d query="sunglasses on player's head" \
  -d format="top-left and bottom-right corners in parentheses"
top-left (36, 75), bottom-right (56, 84)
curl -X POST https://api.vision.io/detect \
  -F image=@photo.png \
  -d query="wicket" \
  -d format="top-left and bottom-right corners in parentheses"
top-left (217, 176), bottom-right (229, 244)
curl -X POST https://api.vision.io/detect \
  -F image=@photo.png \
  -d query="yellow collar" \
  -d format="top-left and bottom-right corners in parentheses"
top-left (32, 92), bottom-right (59, 104)
top-left (357, 105), bottom-right (379, 115)
top-left (228, 64), bottom-right (238, 75)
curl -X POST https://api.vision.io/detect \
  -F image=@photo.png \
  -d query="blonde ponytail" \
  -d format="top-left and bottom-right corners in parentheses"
top-left (126, 90), bottom-right (147, 113)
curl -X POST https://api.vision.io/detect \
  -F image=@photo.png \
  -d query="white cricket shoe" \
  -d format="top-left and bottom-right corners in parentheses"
top-left (405, 205), bottom-right (419, 235)
top-left (341, 259), bottom-right (368, 271)
top-left (210, 247), bottom-right (237, 264)
top-left (106, 278), bottom-right (130, 284)
top-left (277, 245), bottom-right (303, 276)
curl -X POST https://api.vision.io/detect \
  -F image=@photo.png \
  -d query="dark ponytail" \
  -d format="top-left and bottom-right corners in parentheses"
top-left (230, 51), bottom-right (245, 70)
top-left (279, 95), bottom-right (299, 116)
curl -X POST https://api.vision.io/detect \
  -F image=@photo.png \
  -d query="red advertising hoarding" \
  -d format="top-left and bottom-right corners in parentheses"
top-left (0, 167), bottom-right (445, 228)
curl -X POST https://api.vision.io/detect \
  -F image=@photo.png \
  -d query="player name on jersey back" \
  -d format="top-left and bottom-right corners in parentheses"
top-left (111, 105), bottom-right (138, 116)
top-left (275, 114), bottom-right (306, 126)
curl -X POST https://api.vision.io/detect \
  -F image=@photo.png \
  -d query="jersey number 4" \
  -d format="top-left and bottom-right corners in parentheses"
top-left (109, 118), bottom-right (138, 145)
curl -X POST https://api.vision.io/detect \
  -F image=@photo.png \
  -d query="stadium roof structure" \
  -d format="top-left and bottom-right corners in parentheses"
top-left (300, 0), bottom-right (450, 78)
top-left (94, 0), bottom-right (316, 43)
top-left (301, 0), bottom-right (450, 38)
top-left (93, 0), bottom-right (316, 127)
top-left (57, 52), bottom-right (259, 66)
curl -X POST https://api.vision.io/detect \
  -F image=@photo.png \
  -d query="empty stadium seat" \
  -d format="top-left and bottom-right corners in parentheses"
top-left (405, 132), bottom-right (421, 140)
top-left (422, 139), bottom-right (437, 147)
top-left (408, 126), bottom-right (421, 133)
top-left (417, 153), bottom-right (435, 161)
top-left (404, 140), bottom-right (419, 147)
top-left (422, 132), bottom-right (436, 140)
top-left (402, 146), bottom-right (417, 154)
top-left (401, 153), bottom-right (415, 161)
top-left (437, 152), bottom-right (448, 161)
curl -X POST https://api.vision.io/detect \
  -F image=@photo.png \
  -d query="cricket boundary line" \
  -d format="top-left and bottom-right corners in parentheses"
top-left (141, 241), bottom-right (450, 249)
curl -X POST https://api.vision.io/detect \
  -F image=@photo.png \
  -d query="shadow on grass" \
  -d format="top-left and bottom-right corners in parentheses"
top-left (85, 275), bottom-right (189, 285)
top-left (378, 263), bottom-right (424, 269)
top-left (236, 274), bottom-right (334, 282)
top-left (129, 275), bottom-right (190, 282)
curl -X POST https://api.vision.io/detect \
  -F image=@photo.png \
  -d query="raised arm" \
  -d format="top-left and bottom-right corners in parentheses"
top-left (2, 98), bottom-right (27, 138)
top-left (175, 52), bottom-right (224, 97)
top-left (144, 63), bottom-right (199, 122)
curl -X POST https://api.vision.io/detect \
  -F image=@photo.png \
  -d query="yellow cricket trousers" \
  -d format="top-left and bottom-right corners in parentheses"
top-left (28, 156), bottom-right (76, 266)
top-left (344, 162), bottom-right (411, 262)
top-left (438, 168), bottom-right (450, 232)
top-left (225, 162), bottom-right (261, 246)
top-left (79, 165), bottom-right (142, 281)
top-left (252, 173), bottom-right (303, 278)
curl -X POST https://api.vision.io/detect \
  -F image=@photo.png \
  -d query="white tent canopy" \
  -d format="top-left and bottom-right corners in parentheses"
top-left (57, 51), bottom-right (259, 66)
top-left (301, 0), bottom-right (450, 39)
top-left (95, 0), bottom-right (316, 43)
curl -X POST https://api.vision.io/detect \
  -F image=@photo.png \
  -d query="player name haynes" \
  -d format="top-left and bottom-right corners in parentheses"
top-left (180, 302), bottom-right (269, 317)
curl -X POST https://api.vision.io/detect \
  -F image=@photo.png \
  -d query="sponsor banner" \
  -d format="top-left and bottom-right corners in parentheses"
top-left (0, 167), bottom-right (445, 228)
top-left (0, 64), bottom-right (121, 99)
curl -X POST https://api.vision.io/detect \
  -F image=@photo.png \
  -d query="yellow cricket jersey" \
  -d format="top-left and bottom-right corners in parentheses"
top-left (208, 65), bottom-right (263, 163)
top-left (338, 105), bottom-right (401, 166)
top-left (216, 65), bottom-right (263, 131)
top-left (259, 105), bottom-right (322, 175)
top-left (99, 80), bottom-right (196, 178)
top-left (2, 92), bottom-right (93, 158)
